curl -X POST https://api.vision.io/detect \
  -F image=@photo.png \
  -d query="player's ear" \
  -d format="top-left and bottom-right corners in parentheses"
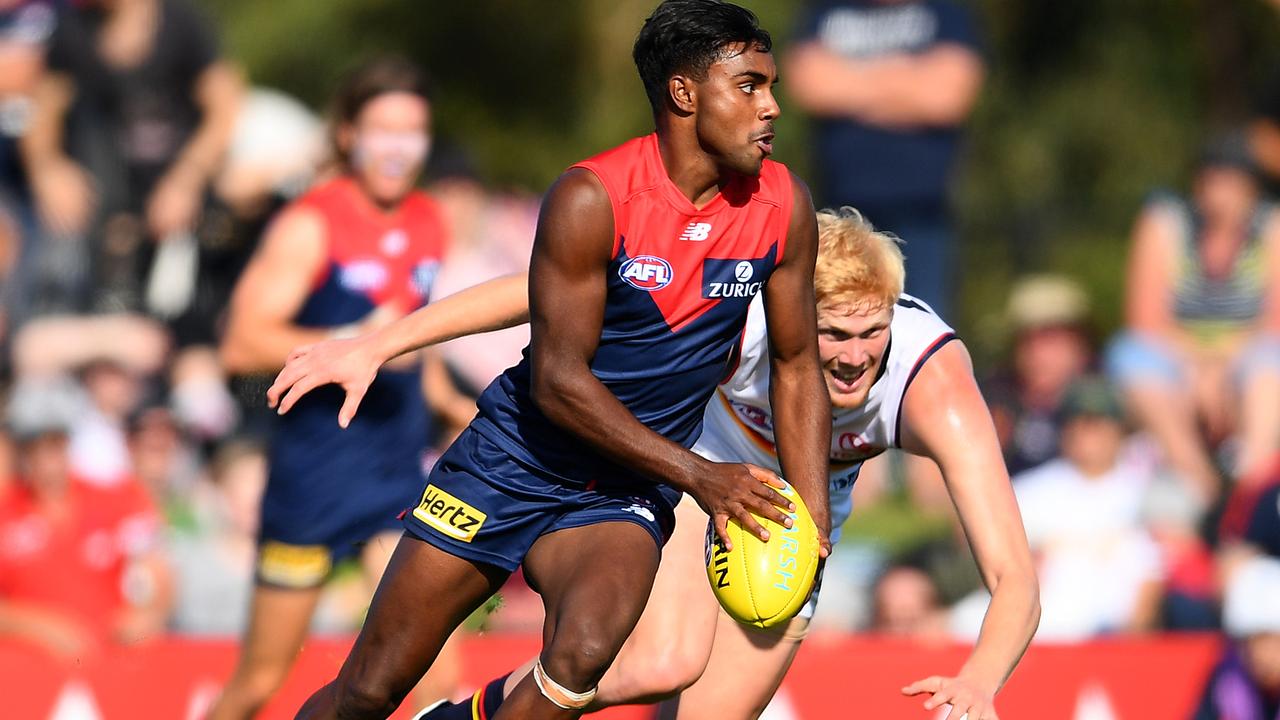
top-left (669, 75), bottom-right (696, 114)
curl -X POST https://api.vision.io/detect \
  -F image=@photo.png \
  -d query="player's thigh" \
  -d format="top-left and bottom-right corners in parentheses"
top-left (335, 533), bottom-right (507, 698)
top-left (523, 520), bottom-right (661, 681)
top-left (671, 609), bottom-right (807, 720)
top-left (601, 496), bottom-right (720, 697)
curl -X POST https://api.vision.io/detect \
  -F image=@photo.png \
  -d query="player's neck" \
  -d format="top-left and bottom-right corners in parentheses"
top-left (655, 130), bottom-right (731, 210)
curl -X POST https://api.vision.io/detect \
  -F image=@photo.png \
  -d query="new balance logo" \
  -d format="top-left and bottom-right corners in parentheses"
top-left (413, 484), bottom-right (487, 542)
top-left (679, 222), bottom-right (713, 242)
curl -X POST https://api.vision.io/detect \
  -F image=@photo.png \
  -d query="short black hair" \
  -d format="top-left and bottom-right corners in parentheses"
top-left (633, 0), bottom-right (772, 114)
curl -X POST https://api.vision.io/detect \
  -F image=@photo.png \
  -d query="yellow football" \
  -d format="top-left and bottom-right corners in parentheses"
top-left (704, 480), bottom-right (821, 629)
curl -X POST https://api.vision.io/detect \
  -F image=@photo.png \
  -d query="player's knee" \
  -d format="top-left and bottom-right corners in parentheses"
top-left (332, 673), bottom-right (405, 719)
top-left (630, 643), bottom-right (706, 697)
top-left (224, 662), bottom-right (292, 712)
top-left (542, 627), bottom-right (619, 690)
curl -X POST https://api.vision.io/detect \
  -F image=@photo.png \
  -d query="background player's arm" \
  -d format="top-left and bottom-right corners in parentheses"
top-left (527, 168), bottom-right (792, 546)
top-left (763, 174), bottom-right (832, 554)
top-left (220, 207), bottom-right (347, 374)
top-left (268, 273), bottom-right (530, 425)
top-left (898, 341), bottom-right (1040, 716)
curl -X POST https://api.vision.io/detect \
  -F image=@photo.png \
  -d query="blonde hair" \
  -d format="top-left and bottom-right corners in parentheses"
top-left (814, 207), bottom-right (905, 311)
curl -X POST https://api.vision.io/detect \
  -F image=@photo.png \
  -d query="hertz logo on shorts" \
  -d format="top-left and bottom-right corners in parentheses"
top-left (413, 484), bottom-right (487, 542)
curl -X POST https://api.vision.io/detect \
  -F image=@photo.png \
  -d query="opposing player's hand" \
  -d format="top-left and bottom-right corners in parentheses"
top-left (689, 462), bottom-right (796, 549)
top-left (902, 675), bottom-right (999, 720)
top-left (267, 336), bottom-right (383, 427)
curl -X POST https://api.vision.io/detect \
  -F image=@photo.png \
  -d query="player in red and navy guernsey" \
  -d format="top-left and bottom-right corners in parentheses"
top-left (213, 58), bottom-right (449, 720)
top-left (278, 2), bottom-right (831, 718)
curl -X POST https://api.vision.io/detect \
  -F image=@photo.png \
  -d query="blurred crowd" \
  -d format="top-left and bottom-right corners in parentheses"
top-left (0, 0), bottom-right (1277, 717)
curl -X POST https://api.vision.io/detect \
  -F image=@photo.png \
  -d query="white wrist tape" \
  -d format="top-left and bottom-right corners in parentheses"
top-left (533, 659), bottom-right (597, 710)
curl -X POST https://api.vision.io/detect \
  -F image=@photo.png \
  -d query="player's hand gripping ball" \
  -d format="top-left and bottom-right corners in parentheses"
top-left (705, 479), bottom-right (820, 628)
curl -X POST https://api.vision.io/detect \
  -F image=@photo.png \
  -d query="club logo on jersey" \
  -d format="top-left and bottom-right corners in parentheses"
top-left (730, 399), bottom-right (774, 432)
top-left (832, 431), bottom-right (883, 461)
top-left (679, 222), bottom-right (713, 242)
top-left (413, 484), bottom-right (487, 542)
top-left (619, 255), bottom-right (674, 292)
top-left (339, 259), bottom-right (389, 293)
top-left (380, 229), bottom-right (408, 256)
top-left (703, 257), bottom-right (771, 300)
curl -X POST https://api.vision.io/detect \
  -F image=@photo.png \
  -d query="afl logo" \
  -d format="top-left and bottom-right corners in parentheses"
top-left (619, 255), bottom-right (674, 292)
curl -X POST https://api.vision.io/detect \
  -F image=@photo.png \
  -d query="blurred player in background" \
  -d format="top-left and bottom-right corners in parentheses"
top-left (209, 56), bottom-right (451, 719)
top-left (275, 209), bottom-right (1040, 720)
top-left (274, 1), bottom-right (831, 717)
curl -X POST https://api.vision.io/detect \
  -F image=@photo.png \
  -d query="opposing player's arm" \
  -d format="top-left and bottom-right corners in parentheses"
top-left (899, 341), bottom-right (1039, 716)
top-left (220, 207), bottom-right (333, 374)
top-left (268, 272), bottom-right (530, 425)
top-left (763, 173), bottom-right (832, 554)
top-left (528, 168), bottom-right (792, 547)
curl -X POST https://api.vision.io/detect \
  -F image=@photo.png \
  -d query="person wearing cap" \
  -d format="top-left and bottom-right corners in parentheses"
top-left (0, 377), bottom-right (172, 662)
top-left (1191, 555), bottom-right (1280, 719)
top-left (983, 274), bottom-right (1094, 476)
top-left (1106, 134), bottom-right (1280, 507)
top-left (1010, 376), bottom-right (1164, 640)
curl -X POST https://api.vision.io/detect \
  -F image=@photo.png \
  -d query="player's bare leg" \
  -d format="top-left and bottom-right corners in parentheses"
top-left (360, 531), bottom-right (465, 708)
top-left (593, 496), bottom-right (720, 704)
top-left (296, 533), bottom-right (507, 719)
top-left (209, 585), bottom-right (323, 720)
top-left (658, 608), bottom-right (807, 720)
top-left (493, 522), bottom-right (661, 719)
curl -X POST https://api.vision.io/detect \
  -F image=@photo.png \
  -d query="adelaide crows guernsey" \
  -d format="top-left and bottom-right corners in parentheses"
top-left (262, 176), bottom-right (447, 558)
top-left (472, 133), bottom-right (795, 485)
top-left (696, 293), bottom-right (956, 541)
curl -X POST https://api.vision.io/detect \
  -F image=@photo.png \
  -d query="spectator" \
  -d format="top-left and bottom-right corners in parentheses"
top-left (1013, 376), bottom-right (1164, 641)
top-left (1106, 136), bottom-right (1280, 506)
top-left (0, 377), bottom-right (172, 661)
top-left (785, 0), bottom-right (984, 316)
top-left (1192, 556), bottom-right (1280, 720)
top-left (18, 0), bottom-right (240, 318)
top-left (870, 564), bottom-right (947, 641)
top-left (984, 274), bottom-right (1095, 476)
top-left (167, 441), bottom-right (263, 636)
top-left (0, 0), bottom-right (57, 325)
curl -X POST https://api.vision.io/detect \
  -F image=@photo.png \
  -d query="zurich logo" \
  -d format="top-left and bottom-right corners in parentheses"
top-left (619, 255), bottom-right (674, 292)
top-left (734, 261), bottom-right (754, 282)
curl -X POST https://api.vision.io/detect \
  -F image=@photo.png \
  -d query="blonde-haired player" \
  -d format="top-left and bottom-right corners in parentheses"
top-left (270, 209), bottom-right (1040, 720)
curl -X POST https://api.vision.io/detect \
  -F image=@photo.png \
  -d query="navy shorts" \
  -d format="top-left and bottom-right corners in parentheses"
top-left (403, 427), bottom-right (682, 572)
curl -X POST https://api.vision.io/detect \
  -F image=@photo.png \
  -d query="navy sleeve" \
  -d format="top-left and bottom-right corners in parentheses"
top-left (1243, 485), bottom-right (1280, 557)
top-left (931, 0), bottom-right (984, 55)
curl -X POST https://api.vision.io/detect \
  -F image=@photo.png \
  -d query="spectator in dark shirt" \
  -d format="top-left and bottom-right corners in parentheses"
top-left (1192, 556), bottom-right (1280, 720)
top-left (19, 0), bottom-right (240, 317)
top-left (785, 0), bottom-right (984, 317)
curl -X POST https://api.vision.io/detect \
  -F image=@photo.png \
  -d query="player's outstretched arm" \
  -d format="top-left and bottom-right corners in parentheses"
top-left (898, 341), bottom-right (1040, 720)
top-left (267, 273), bottom-right (530, 426)
top-left (528, 168), bottom-right (794, 548)
top-left (763, 173), bottom-right (832, 556)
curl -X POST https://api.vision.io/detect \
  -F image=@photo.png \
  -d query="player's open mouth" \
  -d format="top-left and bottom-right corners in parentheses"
top-left (828, 367), bottom-right (864, 393)
top-left (754, 133), bottom-right (774, 155)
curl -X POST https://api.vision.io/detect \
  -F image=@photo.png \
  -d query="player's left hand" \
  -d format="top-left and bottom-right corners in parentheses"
top-left (902, 675), bottom-right (998, 720)
top-left (268, 336), bottom-right (383, 427)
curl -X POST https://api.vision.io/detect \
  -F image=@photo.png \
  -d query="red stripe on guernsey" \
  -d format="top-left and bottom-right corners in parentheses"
top-left (295, 176), bottom-right (448, 308)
